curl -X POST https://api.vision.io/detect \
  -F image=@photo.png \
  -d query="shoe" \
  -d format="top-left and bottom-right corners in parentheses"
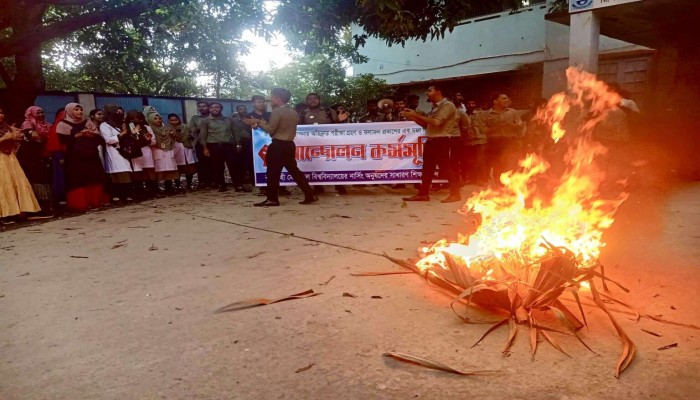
top-left (279, 188), bottom-right (291, 195)
top-left (299, 196), bottom-right (319, 205)
top-left (254, 199), bottom-right (280, 207)
top-left (430, 184), bottom-right (445, 192)
top-left (27, 213), bottom-right (54, 220)
top-left (402, 194), bottom-right (430, 201)
top-left (440, 194), bottom-right (462, 203)
top-left (218, 186), bottom-right (228, 192)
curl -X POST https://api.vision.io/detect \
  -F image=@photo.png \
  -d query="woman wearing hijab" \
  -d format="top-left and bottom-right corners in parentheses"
top-left (86, 109), bottom-right (106, 168)
top-left (143, 106), bottom-right (179, 191)
top-left (99, 105), bottom-right (133, 202)
top-left (55, 103), bottom-right (108, 212)
top-left (0, 107), bottom-right (41, 223)
top-left (18, 106), bottom-right (53, 216)
top-left (125, 110), bottom-right (157, 195)
top-left (167, 113), bottom-right (197, 190)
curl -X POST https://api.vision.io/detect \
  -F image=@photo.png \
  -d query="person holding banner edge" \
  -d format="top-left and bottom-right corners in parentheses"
top-left (400, 84), bottom-right (462, 203)
top-left (243, 88), bottom-right (318, 207)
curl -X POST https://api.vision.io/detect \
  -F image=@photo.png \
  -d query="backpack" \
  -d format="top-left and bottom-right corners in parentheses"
top-left (117, 125), bottom-right (150, 160)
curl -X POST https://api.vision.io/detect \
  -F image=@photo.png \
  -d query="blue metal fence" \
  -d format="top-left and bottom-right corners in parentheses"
top-left (95, 96), bottom-right (145, 113)
top-left (31, 93), bottom-right (252, 124)
top-left (35, 94), bottom-right (78, 123)
top-left (146, 97), bottom-right (185, 121)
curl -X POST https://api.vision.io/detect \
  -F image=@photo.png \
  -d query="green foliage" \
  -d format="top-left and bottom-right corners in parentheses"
top-left (7, 0), bottom-right (524, 100)
top-left (41, 0), bottom-right (266, 97)
top-left (548, 0), bottom-right (569, 13)
top-left (276, 0), bottom-right (521, 51)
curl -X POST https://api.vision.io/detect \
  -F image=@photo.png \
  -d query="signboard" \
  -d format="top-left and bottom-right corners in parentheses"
top-left (252, 121), bottom-right (448, 186)
top-left (569, 0), bottom-right (642, 13)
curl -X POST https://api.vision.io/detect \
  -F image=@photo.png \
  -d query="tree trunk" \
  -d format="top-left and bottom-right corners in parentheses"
top-left (0, 3), bottom-right (46, 123)
top-left (215, 72), bottom-right (222, 98)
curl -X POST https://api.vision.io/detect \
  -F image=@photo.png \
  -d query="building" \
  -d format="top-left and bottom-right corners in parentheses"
top-left (351, 0), bottom-right (663, 111)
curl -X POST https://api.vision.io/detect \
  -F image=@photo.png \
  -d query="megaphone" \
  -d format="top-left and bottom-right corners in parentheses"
top-left (378, 98), bottom-right (394, 111)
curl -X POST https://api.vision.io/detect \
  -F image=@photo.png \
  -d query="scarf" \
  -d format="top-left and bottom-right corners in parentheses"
top-left (45, 110), bottom-right (67, 155)
top-left (104, 104), bottom-right (123, 129)
top-left (64, 103), bottom-right (86, 124)
top-left (23, 106), bottom-right (51, 139)
top-left (144, 108), bottom-right (175, 151)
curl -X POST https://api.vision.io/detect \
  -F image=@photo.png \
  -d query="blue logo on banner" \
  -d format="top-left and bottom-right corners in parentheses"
top-left (571, 0), bottom-right (594, 9)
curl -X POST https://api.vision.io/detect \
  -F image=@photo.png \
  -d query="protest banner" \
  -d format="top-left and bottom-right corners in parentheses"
top-left (252, 121), bottom-right (447, 186)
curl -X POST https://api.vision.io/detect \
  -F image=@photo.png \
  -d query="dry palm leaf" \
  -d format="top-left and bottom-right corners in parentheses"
top-left (589, 282), bottom-right (635, 378)
top-left (383, 352), bottom-right (497, 376)
top-left (214, 289), bottom-right (320, 313)
top-left (350, 271), bottom-right (414, 277)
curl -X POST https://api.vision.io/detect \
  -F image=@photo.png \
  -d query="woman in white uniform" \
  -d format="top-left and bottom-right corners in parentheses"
top-left (125, 110), bottom-right (156, 194)
top-left (99, 105), bottom-right (133, 202)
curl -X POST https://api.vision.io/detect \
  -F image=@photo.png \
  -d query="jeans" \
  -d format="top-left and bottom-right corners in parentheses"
top-left (265, 139), bottom-right (314, 202)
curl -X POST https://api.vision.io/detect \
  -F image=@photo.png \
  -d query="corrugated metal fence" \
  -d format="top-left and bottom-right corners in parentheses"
top-left (33, 92), bottom-right (252, 124)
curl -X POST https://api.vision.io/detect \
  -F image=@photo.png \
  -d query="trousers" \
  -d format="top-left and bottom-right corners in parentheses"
top-left (265, 139), bottom-right (313, 202)
top-left (486, 137), bottom-right (521, 184)
top-left (420, 137), bottom-right (458, 195)
top-left (207, 142), bottom-right (241, 188)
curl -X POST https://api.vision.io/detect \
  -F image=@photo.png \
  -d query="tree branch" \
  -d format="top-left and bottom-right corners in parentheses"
top-left (0, 0), bottom-right (179, 58)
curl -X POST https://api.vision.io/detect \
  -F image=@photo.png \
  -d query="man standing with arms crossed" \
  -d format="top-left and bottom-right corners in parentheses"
top-left (400, 84), bottom-right (461, 203)
top-left (243, 88), bottom-right (317, 207)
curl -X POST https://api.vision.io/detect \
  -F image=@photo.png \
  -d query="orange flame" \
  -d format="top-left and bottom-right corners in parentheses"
top-left (417, 67), bottom-right (628, 280)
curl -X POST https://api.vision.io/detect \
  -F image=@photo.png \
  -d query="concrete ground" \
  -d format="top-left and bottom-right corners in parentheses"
top-left (1, 182), bottom-right (699, 400)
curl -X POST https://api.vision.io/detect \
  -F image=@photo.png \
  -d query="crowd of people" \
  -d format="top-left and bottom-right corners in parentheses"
top-left (0, 103), bottom-right (206, 224)
top-left (0, 84), bottom-right (639, 222)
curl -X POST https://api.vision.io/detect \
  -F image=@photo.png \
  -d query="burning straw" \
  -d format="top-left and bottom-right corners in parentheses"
top-left (393, 67), bottom-right (641, 377)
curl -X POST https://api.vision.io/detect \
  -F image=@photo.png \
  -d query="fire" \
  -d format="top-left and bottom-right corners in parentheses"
top-left (416, 67), bottom-right (628, 283)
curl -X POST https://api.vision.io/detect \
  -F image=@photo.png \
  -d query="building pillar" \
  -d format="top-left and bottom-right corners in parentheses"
top-left (183, 99), bottom-right (198, 123)
top-left (569, 11), bottom-right (600, 74)
top-left (78, 93), bottom-right (96, 112)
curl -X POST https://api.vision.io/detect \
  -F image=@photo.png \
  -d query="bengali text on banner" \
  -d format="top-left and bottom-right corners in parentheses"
top-left (251, 121), bottom-right (447, 186)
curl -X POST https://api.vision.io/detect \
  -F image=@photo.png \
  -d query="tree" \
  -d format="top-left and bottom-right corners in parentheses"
top-left (40, 0), bottom-right (262, 97)
top-left (1, 0), bottom-right (523, 120)
top-left (275, 0), bottom-right (521, 56)
top-left (0, 0), bottom-right (184, 119)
